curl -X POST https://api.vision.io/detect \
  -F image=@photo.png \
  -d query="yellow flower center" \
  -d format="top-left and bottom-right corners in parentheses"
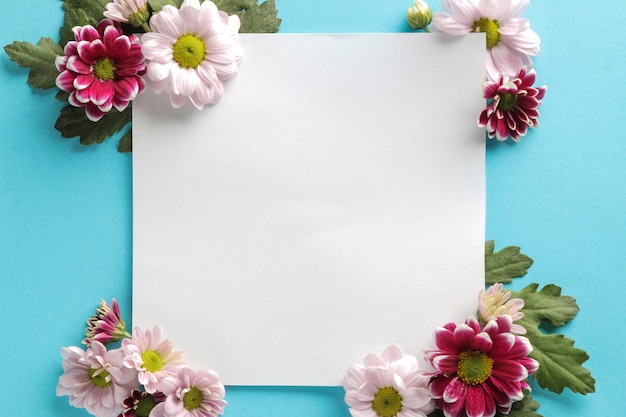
top-left (457, 350), bottom-right (494, 385)
top-left (499, 92), bottom-right (519, 112)
top-left (173, 34), bottom-right (206, 69)
top-left (372, 386), bottom-right (403, 417)
top-left (88, 367), bottom-right (111, 388)
top-left (141, 350), bottom-right (164, 372)
top-left (93, 58), bottom-right (116, 81)
top-left (472, 17), bottom-right (501, 49)
top-left (183, 386), bottom-right (204, 410)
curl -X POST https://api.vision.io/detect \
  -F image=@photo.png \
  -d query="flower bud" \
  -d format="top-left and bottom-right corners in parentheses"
top-left (407, 0), bottom-right (432, 31)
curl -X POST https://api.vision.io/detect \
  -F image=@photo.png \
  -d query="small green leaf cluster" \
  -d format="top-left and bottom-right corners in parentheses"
top-left (4, 0), bottom-right (281, 152)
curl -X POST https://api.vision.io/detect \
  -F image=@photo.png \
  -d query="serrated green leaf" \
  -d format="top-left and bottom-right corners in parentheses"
top-left (55, 105), bottom-right (132, 146)
top-left (4, 38), bottom-right (63, 90)
top-left (497, 393), bottom-right (543, 417)
top-left (214, 0), bottom-right (281, 33)
top-left (62, 0), bottom-right (109, 22)
top-left (513, 283), bottom-right (579, 327)
top-left (118, 130), bottom-right (132, 153)
top-left (485, 241), bottom-right (533, 284)
top-left (148, 0), bottom-right (184, 13)
top-left (60, 8), bottom-right (99, 45)
top-left (524, 327), bottom-right (595, 394)
top-left (511, 284), bottom-right (595, 394)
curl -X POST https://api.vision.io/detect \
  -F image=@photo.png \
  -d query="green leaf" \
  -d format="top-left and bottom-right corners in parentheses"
top-left (117, 130), bottom-right (133, 153)
top-left (55, 105), bottom-right (132, 146)
top-left (60, 8), bottom-right (99, 45)
top-left (61, 0), bottom-right (109, 22)
top-left (4, 38), bottom-right (63, 90)
top-left (512, 284), bottom-right (595, 394)
top-left (485, 241), bottom-right (534, 284)
top-left (497, 393), bottom-right (543, 417)
top-left (214, 0), bottom-right (281, 33)
top-left (148, 0), bottom-right (184, 13)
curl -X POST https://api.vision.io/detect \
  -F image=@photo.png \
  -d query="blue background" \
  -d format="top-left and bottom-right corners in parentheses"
top-left (1, 0), bottom-right (624, 416)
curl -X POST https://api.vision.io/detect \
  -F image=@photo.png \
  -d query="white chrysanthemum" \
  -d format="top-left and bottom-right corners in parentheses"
top-left (141, 0), bottom-right (244, 109)
top-left (104, 0), bottom-right (150, 27)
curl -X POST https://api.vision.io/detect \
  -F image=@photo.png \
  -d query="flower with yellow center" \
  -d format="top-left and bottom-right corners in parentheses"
top-left (425, 316), bottom-right (539, 417)
top-left (142, 0), bottom-right (244, 110)
top-left (432, 0), bottom-right (540, 82)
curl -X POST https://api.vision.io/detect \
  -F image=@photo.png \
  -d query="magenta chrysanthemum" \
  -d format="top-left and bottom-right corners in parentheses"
top-left (152, 367), bottom-right (227, 417)
top-left (83, 298), bottom-right (131, 347)
top-left (122, 326), bottom-right (185, 394)
top-left (478, 66), bottom-right (546, 142)
top-left (55, 19), bottom-right (146, 122)
top-left (424, 316), bottom-right (538, 417)
top-left (56, 342), bottom-right (138, 417)
top-left (432, 0), bottom-right (540, 82)
top-left (343, 344), bottom-right (434, 417)
top-left (478, 284), bottom-right (526, 334)
top-left (141, 0), bottom-right (243, 110)
top-left (120, 389), bottom-right (167, 417)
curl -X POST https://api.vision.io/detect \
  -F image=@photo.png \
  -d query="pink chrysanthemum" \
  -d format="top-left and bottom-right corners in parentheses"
top-left (432, 0), bottom-right (540, 82)
top-left (57, 342), bottom-right (138, 417)
top-left (424, 316), bottom-right (538, 417)
top-left (141, 0), bottom-right (243, 110)
top-left (120, 389), bottom-right (167, 417)
top-left (104, 0), bottom-right (150, 28)
top-left (152, 367), bottom-right (227, 417)
top-left (83, 298), bottom-right (131, 347)
top-left (478, 66), bottom-right (546, 142)
top-left (122, 326), bottom-right (185, 394)
top-left (55, 19), bottom-right (146, 122)
top-left (343, 344), bottom-right (435, 417)
top-left (478, 284), bottom-right (526, 334)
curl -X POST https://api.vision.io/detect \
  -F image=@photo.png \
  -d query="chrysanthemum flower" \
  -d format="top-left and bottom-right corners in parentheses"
top-left (478, 283), bottom-right (526, 334)
top-left (432, 0), bottom-right (540, 82)
top-left (104, 0), bottom-right (150, 29)
top-left (343, 344), bottom-right (434, 417)
top-left (56, 342), bottom-right (138, 417)
top-left (478, 66), bottom-right (546, 142)
top-left (83, 298), bottom-right (132, 347)
top-left (120, 389), bottom-right (167, 417)
top-left (122, 326), bottom-right (185, 393)
top-left (55, 19), bottom-right (146, 122)
top-left (424, 316), bottom-right (538, 417)
top-left (152, 367), bottom-right (227, 417)
top-left (141, 0), bottom-right (244, 110)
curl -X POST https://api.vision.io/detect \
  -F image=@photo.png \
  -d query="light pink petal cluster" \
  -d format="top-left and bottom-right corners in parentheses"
top-left (104, 0), bottom-right (149, 24)
top-left (56, 341), bottom-right (138, 417)
top-left (122, 326), bottom-right (185, 393)
top-left (478, 283), bottom-right (526, 333)
top-left (55, 19), bottom-right (146, 121)
top-left (478, 66), bottom-right (546, 141)
top-left (152, 367), bottom-right (227, 417)
top-left (424, 316), bottom-right (538, 417)
top-left (343, 344), bottom-right (435, 417)
top-left (141, 0), bottom-right (243, 109)
top-left (433, 0), bottom-right (540, 82)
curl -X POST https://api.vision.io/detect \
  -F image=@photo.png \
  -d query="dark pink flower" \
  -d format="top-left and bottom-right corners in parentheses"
top-left (55, 19), bottom-right (146, 122)
top-left (119, 389), bottom-right (166, 417)
top-left (83, 298), bottom-right (131, 347)
top-left (478, 66), bottom-right (547, 142)
top-left (424, 316), bottom-right (538, 417)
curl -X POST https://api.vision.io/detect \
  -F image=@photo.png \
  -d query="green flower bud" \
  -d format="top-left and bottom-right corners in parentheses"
top-left (407, 0), bottom-right (433, 32)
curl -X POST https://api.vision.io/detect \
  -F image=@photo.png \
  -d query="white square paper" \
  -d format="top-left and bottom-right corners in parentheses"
top-left (133, 33), bottom-right (486, 386)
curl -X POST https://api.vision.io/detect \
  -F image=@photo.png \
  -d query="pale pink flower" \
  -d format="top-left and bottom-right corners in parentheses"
top-left (152, 367), bottom-right (227, 417)
top-left (104, 0), bottom-right (150, 28)
top-left (56, 342), bottom-right (138, 417)
top-left (83, 298), bottom-right (131, 347)
top-left (55, 19), bottom-right (146, 121)
top-left (424, 316), bottom-right (538, 417)
top-left (141, 0), bottom-right (243, 110)
top-left (433, 0), bottom-right (540, 82)
top-left (343, 344), bottom-right (434, 417)
top-left (478, 66), bottom-right (546, 142)
top-left (478, 283), bottom-right (526, 334)
top-left (122, 326), bottom-right (185, 393)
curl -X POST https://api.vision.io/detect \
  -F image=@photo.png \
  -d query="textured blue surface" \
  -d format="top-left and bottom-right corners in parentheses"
top-left (1, 1), bottom-right (624, 416)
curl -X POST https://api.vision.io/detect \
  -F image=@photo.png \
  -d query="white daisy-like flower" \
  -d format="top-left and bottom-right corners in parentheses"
top-left (104, 0), bottom-right (150, 28)
top-left (141, 0), bottom-right (244, 109)
top-left (433, 0), bottom-right (540, 82)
